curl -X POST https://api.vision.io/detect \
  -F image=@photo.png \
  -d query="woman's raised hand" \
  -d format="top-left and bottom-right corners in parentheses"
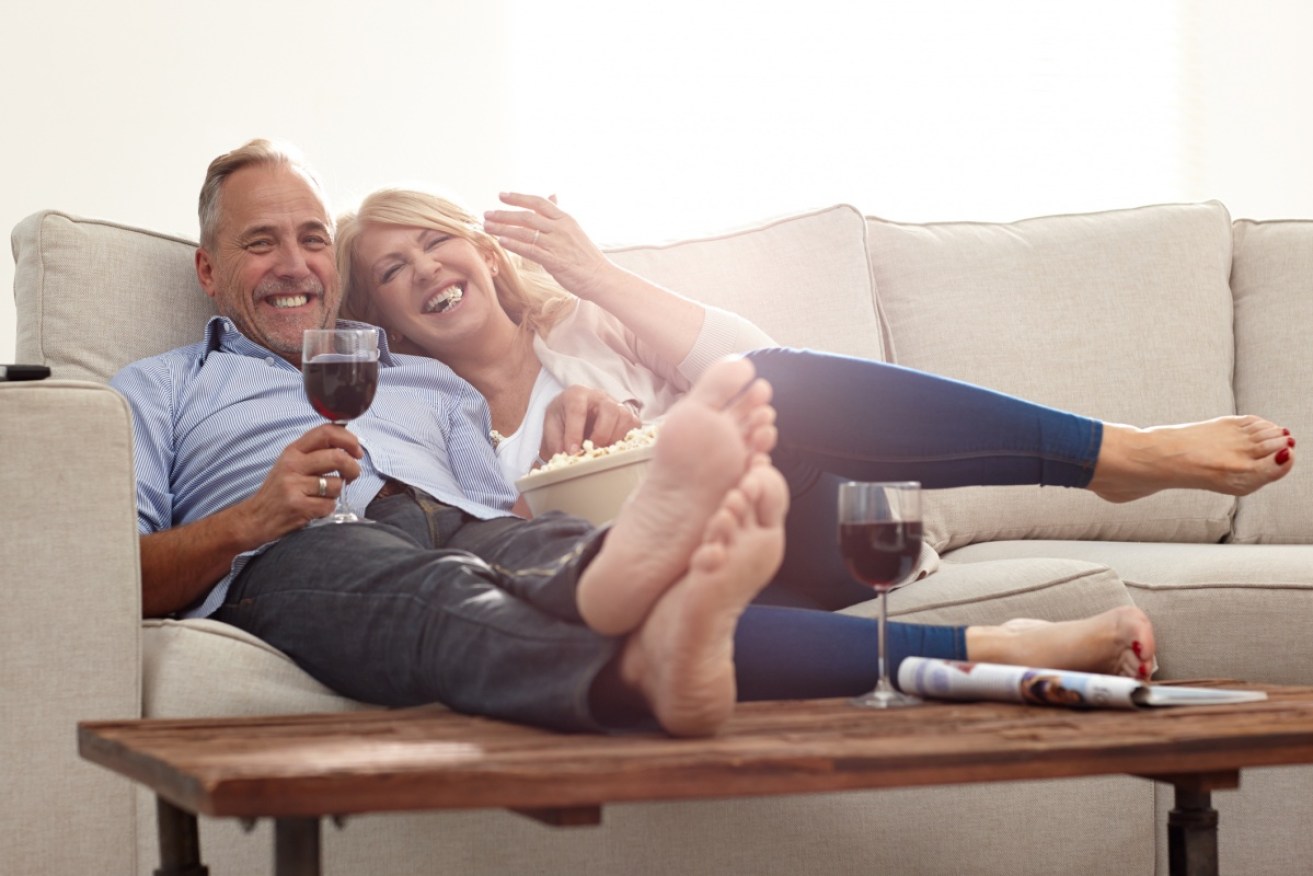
top-left (539, 385), bottom-right (642, 461)
top-left (484, 193), bottom-right (614, 300)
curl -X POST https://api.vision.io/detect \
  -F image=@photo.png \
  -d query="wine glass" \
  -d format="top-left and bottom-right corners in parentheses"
top-left (838, 481), bottom-right (924, 708)
top-left (302, 328), bottom-right (380, 525)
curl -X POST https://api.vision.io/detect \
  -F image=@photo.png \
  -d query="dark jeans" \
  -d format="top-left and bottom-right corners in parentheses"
top-left (214, 489), bottom-right (966, 727)
top-left (215, 490), bottom-right (617, 732)
top-left (746, 348), bottom-right (1102, 609)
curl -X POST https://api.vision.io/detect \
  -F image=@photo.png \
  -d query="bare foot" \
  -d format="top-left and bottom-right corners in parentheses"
top-left (577, 356), bottom-right (776, 635)
top-left (617, 460), bottom-right (789, 737)
top-left (965, 605), bottom-right (1156, 679)
top-left (1088, 416), bottom-right (1295, 503)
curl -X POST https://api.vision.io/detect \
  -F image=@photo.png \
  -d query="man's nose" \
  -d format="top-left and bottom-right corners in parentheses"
top-left (275, 241), bottom-right (311, 276)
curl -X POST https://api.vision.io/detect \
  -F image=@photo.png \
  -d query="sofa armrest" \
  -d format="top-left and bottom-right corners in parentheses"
top-left (0, 379), bottom-right (141, 875)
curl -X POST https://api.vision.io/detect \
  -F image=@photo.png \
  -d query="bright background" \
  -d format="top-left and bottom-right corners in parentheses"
top-left (4, 1), bottom-right (1313, 364)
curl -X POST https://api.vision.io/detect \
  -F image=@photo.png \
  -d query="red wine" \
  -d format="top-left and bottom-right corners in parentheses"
top-left (839, 521), bottom-right (923, 590)
top-left (304, 358), bottom-right (379, 422)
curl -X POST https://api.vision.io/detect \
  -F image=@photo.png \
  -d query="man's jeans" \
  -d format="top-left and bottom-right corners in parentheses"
top-left (215, 490), bottom-right (616, 731)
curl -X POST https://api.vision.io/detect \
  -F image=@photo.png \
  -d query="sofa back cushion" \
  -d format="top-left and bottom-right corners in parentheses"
top-left (13, 204), bottom-right (883, 385)
top-left (1231, 219), bottom-right (1313, 544)
top-left (867, 202), bottom-right (1238, 552)
top-left (12, 211), bottom-right (214, 383)
top-left (606, 204), bottom-right (884, 359)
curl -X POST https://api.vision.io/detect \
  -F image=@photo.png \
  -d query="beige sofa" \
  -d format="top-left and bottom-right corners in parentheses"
top-left (9, 201), bottom-right (1313, 875)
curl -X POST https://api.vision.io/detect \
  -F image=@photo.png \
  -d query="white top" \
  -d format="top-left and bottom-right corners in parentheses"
top-left (494, 367), bottom-right (565, 485)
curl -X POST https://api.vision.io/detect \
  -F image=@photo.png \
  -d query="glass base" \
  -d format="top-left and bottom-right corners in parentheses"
top-left (850, 681), bottom-right (923, 709)
top-left (306, 511), bottom-right (374, 526)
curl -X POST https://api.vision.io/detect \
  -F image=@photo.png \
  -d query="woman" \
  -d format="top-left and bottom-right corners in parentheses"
top-left (330, 187), bottom-right (1288, 693)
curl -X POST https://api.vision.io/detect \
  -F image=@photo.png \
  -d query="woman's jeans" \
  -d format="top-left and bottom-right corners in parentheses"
top-left (746, 347), bottom-right (1103, 609)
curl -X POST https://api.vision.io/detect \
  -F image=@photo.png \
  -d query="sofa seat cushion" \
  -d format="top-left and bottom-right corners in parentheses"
top-left (142, 618), bottom-right (372, 718)
top-left (945, 540), bottom-right (1313, 684)
top-left (1230, 218), bottom-right (1313, 544)
top-left (867, 202), bottom-right (1237, 553)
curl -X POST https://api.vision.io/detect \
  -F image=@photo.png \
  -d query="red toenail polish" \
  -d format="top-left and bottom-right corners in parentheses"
top-left (1284, 428), bottom-right (1291, 436)
top-left (1139, 662), bottom-right (1150, 680)
top-left (1277, 448), bottom-right (1291, 465)
top-left (1132, 641), bottom-right (1143, 658)
top-left (1290, 437), bottom-right (1297, 448)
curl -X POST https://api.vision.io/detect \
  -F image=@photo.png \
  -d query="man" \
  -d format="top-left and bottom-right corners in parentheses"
top-left (111, 138), bottom-right (789, 737)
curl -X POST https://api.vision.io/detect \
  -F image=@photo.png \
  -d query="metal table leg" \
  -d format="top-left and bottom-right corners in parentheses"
top-left (274, 817), bottom-right (322, 876)
top-left (1168, 786), bottom-right (1220, 876)
top-left (154, 797), bottom-right (209, 876)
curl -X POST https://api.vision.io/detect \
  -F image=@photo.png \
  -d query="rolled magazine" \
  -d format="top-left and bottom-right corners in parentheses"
top-left (897, 657), bottom-right (1268, 710)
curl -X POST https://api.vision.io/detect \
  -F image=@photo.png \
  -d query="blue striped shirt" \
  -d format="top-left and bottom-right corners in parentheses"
top-left (110, 316), bottom-right (517, 619)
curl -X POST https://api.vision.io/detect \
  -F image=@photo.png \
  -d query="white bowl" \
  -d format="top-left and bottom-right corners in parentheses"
top-left (515, 444), bottom-right (656, 525)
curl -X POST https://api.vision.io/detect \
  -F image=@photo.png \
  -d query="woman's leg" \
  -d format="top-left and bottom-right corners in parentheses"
top-left (747, 346), bottom-right (1101, 609)
top-left (732, 604), bottom-right (1156, 699)
top-left (733, 606), bottom-right (966, 699)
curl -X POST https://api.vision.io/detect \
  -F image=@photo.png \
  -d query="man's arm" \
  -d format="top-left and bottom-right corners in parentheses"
top-left (140, 424), bottom-right (365, 617)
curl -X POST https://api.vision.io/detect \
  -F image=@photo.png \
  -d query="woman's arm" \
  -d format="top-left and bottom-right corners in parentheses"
top-left (484, 193), bottom-right (768, 369)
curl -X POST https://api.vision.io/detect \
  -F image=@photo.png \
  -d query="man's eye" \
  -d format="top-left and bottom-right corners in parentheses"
top-left (245, 240), bottom-right (274, 253)
top-left (304, 235), bottom-right (330, 249)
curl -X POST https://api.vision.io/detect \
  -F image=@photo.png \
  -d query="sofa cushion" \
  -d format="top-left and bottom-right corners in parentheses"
top-left (866, 202), bottom-right (1237, 552)
top-left (142, 619), bottom-right (370, 718)
top-left (1230, 218), bottom-right (1313, 544)
top-left (945, 540), bottom-right (1313, 684)
top-left (606, 204), bottom-right (885, 361)
top-left (12, 210), bottom-right (215, 383)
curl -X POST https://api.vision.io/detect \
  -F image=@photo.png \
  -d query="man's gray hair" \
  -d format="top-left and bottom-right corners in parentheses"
top-left (197, 139), bottom-right (331, 248)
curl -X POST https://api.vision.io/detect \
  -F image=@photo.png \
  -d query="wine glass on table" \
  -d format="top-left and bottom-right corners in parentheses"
top-left (838, 481), bottom-right (924, 708)
top-left (302, 328), bottom-right (380, 525)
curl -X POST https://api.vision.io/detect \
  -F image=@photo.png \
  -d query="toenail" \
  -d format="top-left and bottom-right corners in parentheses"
top-left (1284, 428), bottom-right (1291, 436)
top-left (1276, 448), bottom-right (1291, 465)
top-left (1132, 640), bottom-right (1143, 658)
top-left (1139, 662), bottom-right (1150, 680)
top-left (1290, 437), bottom-right (1297, 448)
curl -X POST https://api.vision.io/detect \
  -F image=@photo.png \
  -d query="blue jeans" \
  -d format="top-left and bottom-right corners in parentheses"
top-left (746, 348), bottom-right (1103, 610)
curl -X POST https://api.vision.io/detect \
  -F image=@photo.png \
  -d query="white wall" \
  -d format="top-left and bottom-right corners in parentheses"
top-left (5, 1), bottom-right (1313, 366)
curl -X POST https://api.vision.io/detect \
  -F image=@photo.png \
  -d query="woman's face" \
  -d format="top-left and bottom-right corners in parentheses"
top-left (354, 223), bottom-right (510, 358)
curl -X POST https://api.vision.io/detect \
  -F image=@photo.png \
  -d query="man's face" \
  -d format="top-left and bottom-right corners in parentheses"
top-left (195, 163), bottom-right (340, 365)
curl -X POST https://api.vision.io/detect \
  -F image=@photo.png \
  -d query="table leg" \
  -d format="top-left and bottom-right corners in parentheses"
top-left (274, 817), bottom-right (322, 876)
top-left (1168, 787), bottom-right (1219, 876)
top-left (154, 797), bottom-right (209, 876)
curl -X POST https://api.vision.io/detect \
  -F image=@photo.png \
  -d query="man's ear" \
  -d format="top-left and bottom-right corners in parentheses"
top-left (195, 247), bottom-right (220, 301)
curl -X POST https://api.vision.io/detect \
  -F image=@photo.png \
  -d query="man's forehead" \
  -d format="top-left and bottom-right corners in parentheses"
top-left (223, 164), bottom-right (332, 234)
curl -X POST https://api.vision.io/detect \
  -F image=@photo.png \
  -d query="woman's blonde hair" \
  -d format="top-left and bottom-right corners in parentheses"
top-left (337, 187), bottom-right (573, 337)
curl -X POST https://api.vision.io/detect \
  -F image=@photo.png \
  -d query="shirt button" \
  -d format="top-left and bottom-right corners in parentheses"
top-left (265, 357), bottom-right (275, 366)
top-left (223, 320), bottom-right (233, 332)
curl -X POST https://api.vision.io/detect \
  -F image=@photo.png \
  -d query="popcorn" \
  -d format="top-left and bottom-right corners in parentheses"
top-left (531, 424), bottom-right (659, 475)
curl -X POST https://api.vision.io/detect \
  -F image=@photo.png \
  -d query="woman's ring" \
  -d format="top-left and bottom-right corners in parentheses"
top-left (317, 476), bottom-right (328, 498)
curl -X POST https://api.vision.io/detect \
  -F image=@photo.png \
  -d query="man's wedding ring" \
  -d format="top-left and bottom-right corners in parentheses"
top-left (317, 476), bottom-right (328, 498)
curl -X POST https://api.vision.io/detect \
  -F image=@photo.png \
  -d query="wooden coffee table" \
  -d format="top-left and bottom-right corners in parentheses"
top-left (79, 682), bottom-right (1313, 876)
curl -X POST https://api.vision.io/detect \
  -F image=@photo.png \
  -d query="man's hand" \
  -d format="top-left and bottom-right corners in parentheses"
top-left (240, 423), bottom-right (365, 539)
top-left (139, 423), bottom-right (365, 618)
top-left (539, 385), bottom-right (641, 461)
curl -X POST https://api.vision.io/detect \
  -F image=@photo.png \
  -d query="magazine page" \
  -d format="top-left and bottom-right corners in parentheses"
top-left (898, 658), bottom-right (1143, 709)
top-left (897, 658), bottom-right (1269, 710)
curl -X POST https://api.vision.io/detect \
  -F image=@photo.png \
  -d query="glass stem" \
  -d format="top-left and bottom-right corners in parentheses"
top-left (877, 589), bottom-right (892, 691)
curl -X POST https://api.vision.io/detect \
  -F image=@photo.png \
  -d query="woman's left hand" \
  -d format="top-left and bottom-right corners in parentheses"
top-left (484, 193), bottom-right (614, 300)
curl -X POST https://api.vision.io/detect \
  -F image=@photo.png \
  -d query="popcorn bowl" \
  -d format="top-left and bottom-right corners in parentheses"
top-left (515, 443), bottom-right (656, 525)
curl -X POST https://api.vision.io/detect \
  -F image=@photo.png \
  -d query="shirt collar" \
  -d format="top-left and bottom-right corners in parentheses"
top-left (200, 315), bottom-right (399, 366)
